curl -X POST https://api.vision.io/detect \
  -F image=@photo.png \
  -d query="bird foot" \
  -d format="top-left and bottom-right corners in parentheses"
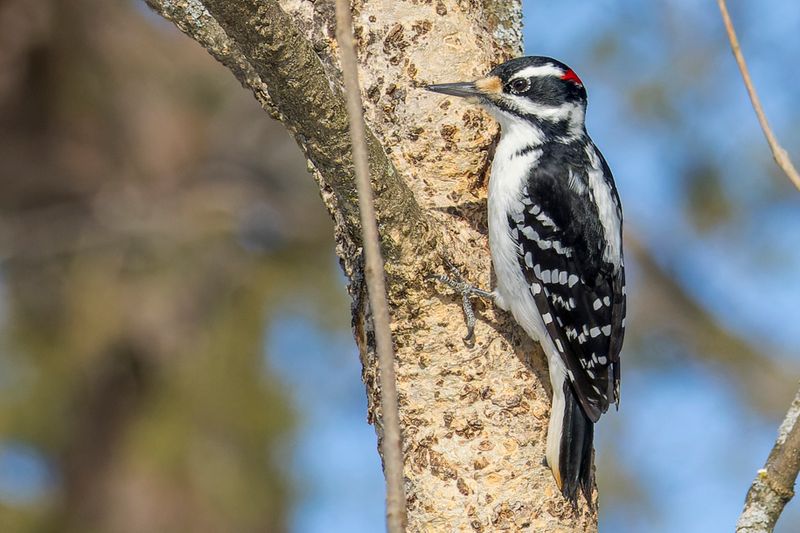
top-left (431, 259), bottom-right (493, 344)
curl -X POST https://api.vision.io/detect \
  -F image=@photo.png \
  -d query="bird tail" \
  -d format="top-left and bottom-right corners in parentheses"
top-left (545, 379), bottom-right (595, 504)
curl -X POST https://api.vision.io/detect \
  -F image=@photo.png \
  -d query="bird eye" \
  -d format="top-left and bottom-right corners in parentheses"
top-left (509, 78), bottom-right (530, 93)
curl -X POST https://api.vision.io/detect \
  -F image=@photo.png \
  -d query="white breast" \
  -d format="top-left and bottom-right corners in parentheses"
top-left (487, 118), bottom-right (539, 318)
top-left (486, 114), bottom-right (562, 371)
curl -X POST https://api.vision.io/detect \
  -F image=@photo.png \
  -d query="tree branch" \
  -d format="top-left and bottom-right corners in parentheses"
top-left (717, 3), bottom-right (800, 528)
top-left (144, 0), bottom-right (598, 529)
top-left (717, 0), bottom-right (800, 191)
top-left (736, 387), bottom-right (800, 532)
top-left (334, 1), bottom-right (407, 530)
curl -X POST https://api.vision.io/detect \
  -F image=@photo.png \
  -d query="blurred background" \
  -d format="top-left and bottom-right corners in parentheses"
top-left (0, 1), bottom-right (798, 532)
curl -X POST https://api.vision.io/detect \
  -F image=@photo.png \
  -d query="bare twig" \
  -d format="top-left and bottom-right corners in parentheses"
top-left (334, 2), bottom-right (407, 531)
top-left (736, 387), bottom-right (800, 532)
top-left (717, 0), bottom-right (800, 191)
top-left (719, 2), bottom-right (800, 527)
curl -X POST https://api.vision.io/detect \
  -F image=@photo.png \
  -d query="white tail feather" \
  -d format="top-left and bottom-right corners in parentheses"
top-left (546, 367), bottom-right (567, 488)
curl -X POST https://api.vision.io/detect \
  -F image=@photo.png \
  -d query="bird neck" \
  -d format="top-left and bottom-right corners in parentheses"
top-left (494, 117), bottom-right (587, 165)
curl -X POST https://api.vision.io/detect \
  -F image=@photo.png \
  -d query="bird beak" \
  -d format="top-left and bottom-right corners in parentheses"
top-left (426, 76), bottom-right (502, 100)
top-left (424, 82), bottom-right (482, 98)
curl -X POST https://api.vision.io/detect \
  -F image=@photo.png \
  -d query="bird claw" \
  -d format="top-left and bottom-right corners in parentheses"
top-left (462, 292), bottom-right (476, 344)
top-left (432, 260), bottom-right (492, 345)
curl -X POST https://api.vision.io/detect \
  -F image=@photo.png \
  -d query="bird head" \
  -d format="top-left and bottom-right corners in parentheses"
top-left (426, 56), bottom-right (588, 138)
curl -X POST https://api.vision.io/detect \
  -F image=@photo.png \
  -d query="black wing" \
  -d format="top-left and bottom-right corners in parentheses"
top-left (510, 144), bottom-right (625, 421)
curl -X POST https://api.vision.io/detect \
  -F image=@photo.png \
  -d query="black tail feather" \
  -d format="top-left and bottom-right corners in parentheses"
top-left (559, 380), bottom-right (595, 505)
top-left (579, 418), bottom-right (595, 504)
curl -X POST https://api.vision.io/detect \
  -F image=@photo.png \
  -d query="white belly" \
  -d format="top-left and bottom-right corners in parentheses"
top-left (487, 140), bottom-right (561, 369)
top-left (488, 128), bottom-right (568, 386)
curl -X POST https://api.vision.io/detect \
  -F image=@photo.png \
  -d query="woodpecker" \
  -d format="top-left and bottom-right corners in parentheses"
top-left (427, 56), bottom-right (625, 503)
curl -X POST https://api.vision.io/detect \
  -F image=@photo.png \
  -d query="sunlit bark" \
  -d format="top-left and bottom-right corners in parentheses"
top-left (145, 0), bottom-right (600, 530)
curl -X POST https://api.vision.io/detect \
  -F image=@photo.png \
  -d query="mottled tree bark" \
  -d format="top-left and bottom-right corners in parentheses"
top-left (144, 0), bottom-right (598, 530)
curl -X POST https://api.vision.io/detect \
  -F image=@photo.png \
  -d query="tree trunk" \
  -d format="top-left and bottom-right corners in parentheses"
top-left (145, 0), bottom-right (598, 530)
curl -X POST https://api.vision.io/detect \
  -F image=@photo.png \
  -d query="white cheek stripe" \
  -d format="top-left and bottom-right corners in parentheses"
top-left (512, 65), bottom-right (565, 80)
top-left (507, 96), bottom-right (582, 124)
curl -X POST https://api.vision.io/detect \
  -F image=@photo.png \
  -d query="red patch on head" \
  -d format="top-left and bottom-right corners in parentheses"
top-left (561, 69), bottom-right (583, 85)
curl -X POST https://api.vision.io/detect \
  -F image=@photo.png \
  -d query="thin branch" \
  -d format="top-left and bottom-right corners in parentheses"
top-left (717, 0), bottom-right (800, 191)
top-left (334, 2), bottom-right (407, 532)
top-left (736, 387), bottom-right (800, 532)
top-left (719, 2), bottom-right (800, 527)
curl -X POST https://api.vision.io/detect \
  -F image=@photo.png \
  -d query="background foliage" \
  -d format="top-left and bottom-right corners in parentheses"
top-left (0, 1), bottom-right (797, 532)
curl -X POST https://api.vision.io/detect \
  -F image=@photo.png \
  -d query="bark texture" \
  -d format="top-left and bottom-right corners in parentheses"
top-left (144, 0), bottom-right (598, 530)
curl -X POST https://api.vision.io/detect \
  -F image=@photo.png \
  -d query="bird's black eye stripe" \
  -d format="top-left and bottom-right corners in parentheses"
top-left (508, 78), bottom-right (530, 93)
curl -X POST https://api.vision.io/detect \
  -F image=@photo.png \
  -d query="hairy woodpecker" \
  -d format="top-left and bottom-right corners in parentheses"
top-left (427, 56), bottom-right (625, 502)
